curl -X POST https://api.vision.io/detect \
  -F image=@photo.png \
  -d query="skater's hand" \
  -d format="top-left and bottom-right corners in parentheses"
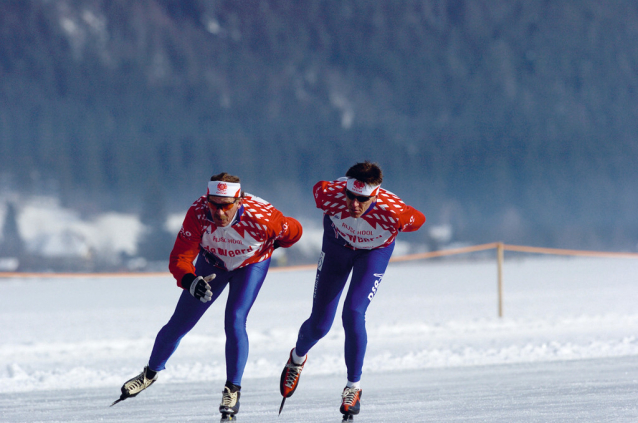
top-left (183, 273), bottom-right (215, 303)
top-left (190, 275), bottom-right (214, 303)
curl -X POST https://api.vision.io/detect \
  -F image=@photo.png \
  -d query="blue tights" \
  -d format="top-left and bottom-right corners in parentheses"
top-left (148, 255), bottom-right (270, 386)
top-left (295, 232), bottom-right (394, 382)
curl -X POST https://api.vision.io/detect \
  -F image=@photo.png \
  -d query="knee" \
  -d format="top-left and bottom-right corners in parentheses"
top-left (224, 309), bottom-right (248, 337)
top-left (304, 317), bottom-right (332, 340)
top-left (342, 308), bottom-right (365, 331)
top-left (157, 316), bottom-right (196, 342)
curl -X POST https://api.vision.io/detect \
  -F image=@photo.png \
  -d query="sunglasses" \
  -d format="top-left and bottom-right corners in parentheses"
top-left (207, 198), bottom-right (239, 211)
top-left (345, 190), bottom-right (372, 203)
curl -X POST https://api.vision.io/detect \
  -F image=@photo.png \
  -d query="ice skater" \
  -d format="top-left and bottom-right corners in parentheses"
top-left (278, 161), bottom-right (425, 421)
top-left (112, 172), bottom-right (302, 421)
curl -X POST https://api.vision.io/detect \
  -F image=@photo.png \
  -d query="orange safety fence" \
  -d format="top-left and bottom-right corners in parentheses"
top-left (0, 271), bottom-right (171, 279)
top-left (1, 242), bottom-right (638, 279)
top-left (500, 244), bottom-right (638, 258)
top-left (3, 242), bottom-right (638, 318)
top-left (389, 242), bottom-right (501, 262)
top-left (389, 242), bottom-right (638, 261)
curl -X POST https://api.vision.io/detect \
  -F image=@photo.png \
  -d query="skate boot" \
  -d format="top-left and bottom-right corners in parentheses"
top-left (278, 348), bottom-right (307, 414)
top-left (111, 366), bottom-right (158, 406)
top-left (219, 382), bottom-right (241, 421)
top-left (340, 386), bottom-right (362, 421)
top-left (280, 349), bottom-right (307, 397)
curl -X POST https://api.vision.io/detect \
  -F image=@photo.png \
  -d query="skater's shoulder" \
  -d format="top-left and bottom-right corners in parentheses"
top-left (373, 189), bottom-right (407, 214)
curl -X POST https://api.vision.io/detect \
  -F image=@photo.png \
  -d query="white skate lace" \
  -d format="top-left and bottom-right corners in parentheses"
top-left (126, 375), bottom-right (148, 392)
top-left (284, 362), bottom-right (303, 388)
top-left (342, 388), bottom-right (360, 406)
top-left (221, 388), bottom-right (238, 407)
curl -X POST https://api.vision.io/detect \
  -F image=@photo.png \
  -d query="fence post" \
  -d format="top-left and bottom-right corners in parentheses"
top-left (497, 242), bottom-right (504, 318)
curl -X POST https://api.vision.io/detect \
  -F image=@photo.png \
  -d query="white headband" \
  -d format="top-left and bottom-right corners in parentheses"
top-left (207, 181), bottom-right (242, 198)
top-left (346, 178), bottom-right (380, 197)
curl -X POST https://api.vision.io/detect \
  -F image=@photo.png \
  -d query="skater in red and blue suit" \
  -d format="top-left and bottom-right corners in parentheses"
top-left (278, 161), bottom-right (425, 420)
top-left (113, 172), bottom-right (302, 421)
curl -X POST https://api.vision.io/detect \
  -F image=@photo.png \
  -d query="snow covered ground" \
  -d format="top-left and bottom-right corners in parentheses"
top-left (1, 256), bottom-right (637, 422)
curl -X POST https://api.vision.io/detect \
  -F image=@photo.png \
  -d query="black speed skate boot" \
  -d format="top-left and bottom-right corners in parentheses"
top-left (219, 382), bottom-right (241, 421)
top-left (340, 387), bottom-right (362, 421)
top-left (111, 366), bottom-right (158, 406)
top-left (278, 348), bottom-right (307, 414)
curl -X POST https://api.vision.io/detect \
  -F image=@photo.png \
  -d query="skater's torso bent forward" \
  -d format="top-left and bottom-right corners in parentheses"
top-left (313, 178), bottom-right (424, 250)
top-left (169, 194), bottom-right (302, 286)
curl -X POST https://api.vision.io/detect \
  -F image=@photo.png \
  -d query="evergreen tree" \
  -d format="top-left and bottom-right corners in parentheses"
top-left (2, 1), bottom-right (638, 250)
top-left (0, 202), bottom-right (25, 258)
top-left (136, 183), bottom-right (175, 262)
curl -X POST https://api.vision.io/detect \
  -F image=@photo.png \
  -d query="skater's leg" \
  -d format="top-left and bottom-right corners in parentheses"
top-left (295, 236), bottom-right (354, 356)
top-left (341, 242), bottom-right (394, 382)
top-left (149, 257), bottom-right (230, 371)
top-left (224, 259), bottom-right (271, 385)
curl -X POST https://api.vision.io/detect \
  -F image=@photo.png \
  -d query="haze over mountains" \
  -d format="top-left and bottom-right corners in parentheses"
top-left (1, 0), bottom-right (638, 254)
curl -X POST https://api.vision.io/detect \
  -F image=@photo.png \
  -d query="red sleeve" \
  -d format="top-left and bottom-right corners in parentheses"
top-left (313, 181), bottom-right (331, 210)
top-left (276, 216), bottom-right (303, 248)
top-left (397, 205), bottom-right (426, 232)
top-left (168, 205), bottom-right (204, 288)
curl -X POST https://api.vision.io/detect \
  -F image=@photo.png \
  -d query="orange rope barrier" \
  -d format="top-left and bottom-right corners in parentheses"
top-left (2, 242), bottom-right (638, 279)
top-left (389, 242), bottom-right (500, 262)
top-left (0, 267), bottom-right (319, 278)
top-left (502, 244), bottom-right (638, 258)
top-left (0, 271), bottom-right (171, 279)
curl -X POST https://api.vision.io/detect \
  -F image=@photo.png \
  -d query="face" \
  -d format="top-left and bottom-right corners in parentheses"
top-left (345, 190), bottom-right (376, 218)
top-left (207, 195), bottom-right (242, 227)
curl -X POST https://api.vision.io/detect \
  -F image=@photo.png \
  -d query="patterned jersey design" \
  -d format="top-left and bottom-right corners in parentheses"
top-left (169, 194), bottom-right (302, 285)
top-left (314, 178), bottom-right (425, 250)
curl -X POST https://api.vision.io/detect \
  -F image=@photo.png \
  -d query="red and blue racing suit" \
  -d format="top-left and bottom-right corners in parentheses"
top-left (295, 178), bottom-right (425, 382)
top-left (149, 194), bottom-right (302, 385)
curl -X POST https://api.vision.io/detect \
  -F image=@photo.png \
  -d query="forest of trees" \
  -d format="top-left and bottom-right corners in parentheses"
top-left (1, 0), bottom-right (638, 253)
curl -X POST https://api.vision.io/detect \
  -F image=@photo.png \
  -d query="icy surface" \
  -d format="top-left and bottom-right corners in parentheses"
top-left (1, 257), bottom-right (637, 421)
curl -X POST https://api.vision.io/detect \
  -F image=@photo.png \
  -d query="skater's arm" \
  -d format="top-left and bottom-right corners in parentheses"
top-left (275, 216), bottom-right (303, 248)
top-left (169, 205), bottom-right (204, 287)
top-left (397, 205), bottom-right (425, 232)
top-left (312, 180), bottom-right (332, 209)
top-left (169, 236), bottom-right (200, 288)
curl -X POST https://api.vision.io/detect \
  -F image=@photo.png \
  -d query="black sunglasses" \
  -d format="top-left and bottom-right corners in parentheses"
top-left (345, 190), bottom-right (372, 203)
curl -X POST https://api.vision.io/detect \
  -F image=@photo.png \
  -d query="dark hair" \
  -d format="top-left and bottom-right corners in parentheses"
top-left (345, 161), bottom-right (383, 186)
top-left (209, 172), bottom-right (244, 197)
top-left (210, 172), bottom-right (241, 183)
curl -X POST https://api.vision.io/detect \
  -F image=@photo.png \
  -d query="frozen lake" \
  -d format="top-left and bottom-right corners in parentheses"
top-left (1, 257), bottom-right (637, 422)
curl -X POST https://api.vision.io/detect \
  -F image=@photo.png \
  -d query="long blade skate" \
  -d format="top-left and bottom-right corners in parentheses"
top-left (278, 349), bottom-right (307, 414)
top-left (341, 414), bottom-right (354, 422)
top-left (220, 412), bottom-right (237, 421)
top-left (110, 389), bottom-right (138, 407)
top-left (110, 389), bottom-right (137, 407)
top-left (110, 367), bottom-right (157, 407)
top-left (219, 383), bottom-right (240, 421)
top-left (278, 397), bottom-right (287, 415)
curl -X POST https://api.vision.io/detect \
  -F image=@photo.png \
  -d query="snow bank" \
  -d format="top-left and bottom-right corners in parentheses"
top-left (1, 257), bottom-right (637, 395)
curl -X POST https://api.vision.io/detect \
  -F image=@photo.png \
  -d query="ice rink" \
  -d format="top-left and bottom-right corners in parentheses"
top-left (1, 257), bottom-right (638, 422)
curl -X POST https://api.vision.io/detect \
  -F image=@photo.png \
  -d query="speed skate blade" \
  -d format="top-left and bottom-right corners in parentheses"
top-left (220, 412), bottom-right (237, 421)
top-left (278, 396), bottom-right (287, 415)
